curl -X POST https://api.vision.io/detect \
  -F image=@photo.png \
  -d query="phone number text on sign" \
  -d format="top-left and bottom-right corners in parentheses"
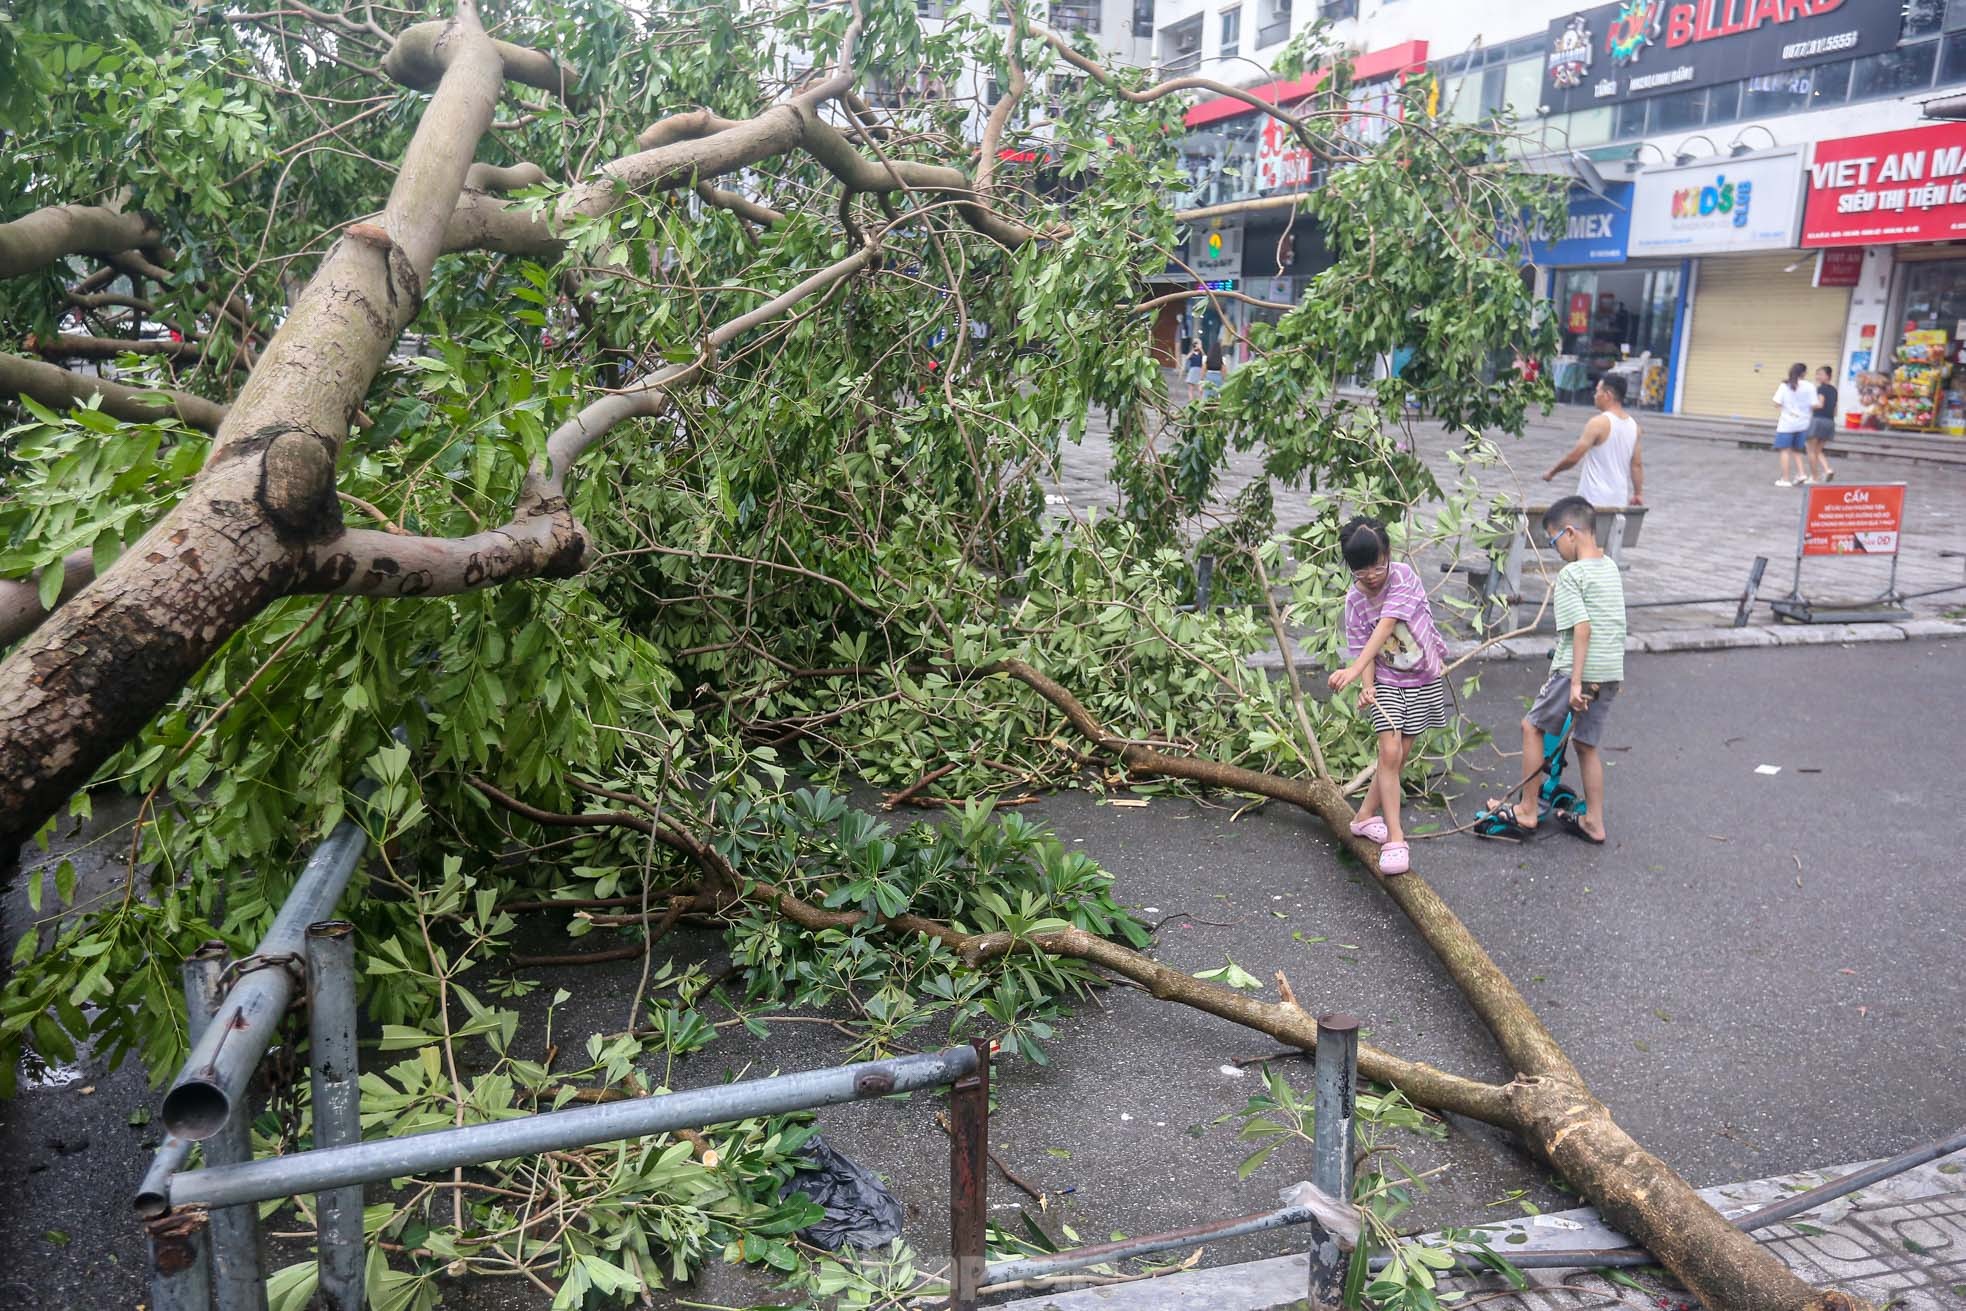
top-left (1801, 484), bottom-right (1905, 557)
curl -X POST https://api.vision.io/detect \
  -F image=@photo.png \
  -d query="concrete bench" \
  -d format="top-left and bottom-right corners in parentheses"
top-left (1451, 503), bottom-right (1648, 626)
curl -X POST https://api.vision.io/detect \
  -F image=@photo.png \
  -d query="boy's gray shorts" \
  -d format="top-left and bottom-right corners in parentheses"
top-left (1526, 671), bottom-right (1621, 747)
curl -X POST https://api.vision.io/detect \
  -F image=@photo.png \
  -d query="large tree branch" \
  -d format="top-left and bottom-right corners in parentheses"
top-left (0, 203), bottom-right (158, 280)
top-left (465, 779), bottom-right (1513, 1126)
top-left (0, 1), bottom-right (510, 853)
top-left (0, 351), bottom-right (227, 431)
top-left (384, 21), bottom-right (580, 105)
top-left (22, 333), bottom-right (200, 362)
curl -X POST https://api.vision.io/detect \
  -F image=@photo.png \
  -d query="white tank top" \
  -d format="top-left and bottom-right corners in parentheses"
top-left (1577, 412), bottom-right (1637, 508)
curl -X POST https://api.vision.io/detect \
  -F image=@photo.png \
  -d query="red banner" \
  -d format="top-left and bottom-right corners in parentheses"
top-left (1802, 123), bottom-right (1966, 247)
top-left (1801, 484), bottom-right (1904, 557)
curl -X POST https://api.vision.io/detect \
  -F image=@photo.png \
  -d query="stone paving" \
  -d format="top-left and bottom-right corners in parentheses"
top-left (1000, 1150), bottom-right (1966, 1310)
top-left (1047, 397), bottom-right (1966, 637)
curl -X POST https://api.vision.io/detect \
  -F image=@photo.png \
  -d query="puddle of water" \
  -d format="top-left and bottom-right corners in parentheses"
top-left (17, 1048), bottom-right (85, 1090)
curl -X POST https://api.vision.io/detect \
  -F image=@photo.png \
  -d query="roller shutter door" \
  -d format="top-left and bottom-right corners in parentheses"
top-left (1679, 251), bottom-right (1851, 421)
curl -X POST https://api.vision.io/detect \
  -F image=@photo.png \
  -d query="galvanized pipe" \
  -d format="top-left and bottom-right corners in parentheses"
top-left (306, 920), bottom-right (364, 1311)
top-left (146, 1209), bottom-right (213, 1311)
top-left (1308, 1012), bottom-right (1359, 1309)
top-left (171, 1046), bottom-right (979, 1209)
top-left (185, 943), bottom-right (269, 1311)
top-left (162, 811), bottom-right (372, 1140)
top-left (946, 1040), bottom-right (990, 1311)
top-left (1735, 1124), bottom-right (1966, 1232)
top-left (982, 1199), bottom-right (1330, 1288)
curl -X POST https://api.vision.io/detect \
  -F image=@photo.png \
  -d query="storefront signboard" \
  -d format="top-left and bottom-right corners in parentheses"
top-left (1627, 149), bottom-right (1805, 256)
top-left (1800, 483), bottom-right (1903, 556)
top-left (1543, 0), bottom-right (1899, 116)
top-left (1801, 122), bottom-right (1966, 247)
top-left (1529, 183), bottom-right (1634, 266)
top-left (1813, 248), bottom-right (1863, 287)
top-left (1189, 221), bottom-right (1243, 279)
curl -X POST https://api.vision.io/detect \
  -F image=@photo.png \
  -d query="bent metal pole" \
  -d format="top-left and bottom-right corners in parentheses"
top-left (161, 808), bottom-right (372, 1140)
top-left (170, 1047), bottom-right (980, 1210)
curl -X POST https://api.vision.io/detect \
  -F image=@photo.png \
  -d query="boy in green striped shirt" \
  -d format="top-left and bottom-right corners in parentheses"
top-left (1486, 496), bottom-right (1627, 844)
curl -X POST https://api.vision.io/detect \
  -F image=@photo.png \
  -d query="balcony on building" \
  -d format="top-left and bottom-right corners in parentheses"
top-left (1049, 0), bottom-right (1100, 33)
top-left (1254, 0), bottom-right (1290, 51)
top-left (1159, 14), bottom-right (1203, 74)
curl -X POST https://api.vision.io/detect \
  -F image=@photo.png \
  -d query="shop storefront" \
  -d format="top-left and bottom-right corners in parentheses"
top-left (1532, 182), bottom-right (1681, 409)
top-left (1625, 149), bottom-right (1843, 422)
top-left (1803, 122), bottom-right (1966, 435)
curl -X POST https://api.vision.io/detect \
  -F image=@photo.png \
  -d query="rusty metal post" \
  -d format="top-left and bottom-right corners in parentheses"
top-left (947, 1039), bottom-right (989, 1311)
top-left (1307, 1012), bottom-right (1359, 1309)
top-left (146, 1208), bottom-right (213, 1311)
top-left (306, 920), bottom-right (364, 1311)
top-left (184, 942), bottom-right (267, 1311)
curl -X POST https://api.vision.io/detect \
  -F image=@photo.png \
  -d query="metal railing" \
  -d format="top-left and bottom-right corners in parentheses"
top-left (127, 786), bottom-right (1966, 1309)
top-left (130, 797), bottom-right (1358, 1311)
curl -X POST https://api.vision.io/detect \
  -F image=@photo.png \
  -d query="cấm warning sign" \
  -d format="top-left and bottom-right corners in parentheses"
top-left (1800, 484), bottom-right (1903, 557)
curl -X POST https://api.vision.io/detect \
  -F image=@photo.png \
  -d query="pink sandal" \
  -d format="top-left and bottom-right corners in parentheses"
top-left (1378, 841), bottom-right (1410, 876)
top-left (1349, 816), bottom-right (1389, 844)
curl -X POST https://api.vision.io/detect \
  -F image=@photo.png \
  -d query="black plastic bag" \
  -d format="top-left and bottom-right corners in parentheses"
top-left (781, 1132), bottom-right (906, 1250)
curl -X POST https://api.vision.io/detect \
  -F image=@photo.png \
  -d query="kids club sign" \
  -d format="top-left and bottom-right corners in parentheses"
top-left (1627, 148), bottom-right (1805, 256)
top-left (1802, 123), bottom-right (1966, 247)
top-left (1542, 0), bottom-right (1898, 116)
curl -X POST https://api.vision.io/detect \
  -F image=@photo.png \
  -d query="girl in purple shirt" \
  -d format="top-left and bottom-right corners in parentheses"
top-left (1325, 516), bottom-right (1450, 876)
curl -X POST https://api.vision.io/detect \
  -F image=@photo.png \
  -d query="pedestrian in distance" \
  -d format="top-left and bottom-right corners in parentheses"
top-left (1182, 336), bottom-right (1204, 404)
top-left (1541, 374), bottom-right (1644, 508)
top-left (1325, 515), bottom-right (1451, 877)
top-left (1482, 496), bottom-right (1627, 844)
top-left (1771, 362), bottom-right (1817, 487)
top-left (1807, 364), bottom-right (1838, 484)
top-left (1201, 345), bottom-right (1226, 397)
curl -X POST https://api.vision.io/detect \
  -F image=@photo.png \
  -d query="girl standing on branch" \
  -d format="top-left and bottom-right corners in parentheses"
top-left (1326, 516), bottom-right (1451, 876)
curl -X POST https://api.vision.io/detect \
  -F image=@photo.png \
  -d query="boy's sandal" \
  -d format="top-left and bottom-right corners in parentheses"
top-left (1473, 801), bottom-right (1537, 842)
top-left (1378, 841), bottom-right (1411, 877)
top-left (1551, 810), bottom-right (1605, 846)
top-left (1348, 816), bottom-right (1389, 844)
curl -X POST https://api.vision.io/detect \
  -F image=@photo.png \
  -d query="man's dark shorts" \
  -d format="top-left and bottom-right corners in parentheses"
top-left (1526, 670), bottom-right (1620, 747)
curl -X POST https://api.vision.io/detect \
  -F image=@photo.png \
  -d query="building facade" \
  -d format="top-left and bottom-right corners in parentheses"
top-left (1152, 0), bottom-right (1966, 429)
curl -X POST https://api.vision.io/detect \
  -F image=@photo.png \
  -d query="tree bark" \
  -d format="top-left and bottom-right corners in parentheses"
top-left (0, 351), bottom-right (226, 431)
top-left (0, 203), bottom-right (157, 279)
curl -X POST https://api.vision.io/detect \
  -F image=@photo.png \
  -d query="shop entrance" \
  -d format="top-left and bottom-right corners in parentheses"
top-left (1553, 264), bottom-right (1681, 410)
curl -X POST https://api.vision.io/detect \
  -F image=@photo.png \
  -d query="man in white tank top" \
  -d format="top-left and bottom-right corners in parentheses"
top-left (1543, 375), bottom-right (1644, 509)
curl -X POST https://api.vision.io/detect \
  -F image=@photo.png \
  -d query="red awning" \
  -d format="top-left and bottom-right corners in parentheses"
top-left (1183, 40), bottom-right (1429, 128)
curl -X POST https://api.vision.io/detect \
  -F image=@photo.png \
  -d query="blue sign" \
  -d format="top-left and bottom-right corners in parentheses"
top-left (1529, 183), bottom-right (1632, 267)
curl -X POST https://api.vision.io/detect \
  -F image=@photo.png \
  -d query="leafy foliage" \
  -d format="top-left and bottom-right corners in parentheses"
top-left (1, 0), bottom-right (1561, 1300)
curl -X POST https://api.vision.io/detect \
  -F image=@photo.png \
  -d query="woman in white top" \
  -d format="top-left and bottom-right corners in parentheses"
top-left (1771, 362), bottom-right (1817, 488)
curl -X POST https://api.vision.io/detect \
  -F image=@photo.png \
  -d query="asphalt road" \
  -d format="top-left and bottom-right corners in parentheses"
top-left (3, 639), bottom-right (1961, 1309)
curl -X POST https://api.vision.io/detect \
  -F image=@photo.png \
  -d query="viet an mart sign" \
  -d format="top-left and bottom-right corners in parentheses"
top-left (1802, 122), bottom-right (1966, 247)
top-left (1542, 0), bottom-right (1899, 116)
top-left (1627, 149), bottom-right (1806, 256)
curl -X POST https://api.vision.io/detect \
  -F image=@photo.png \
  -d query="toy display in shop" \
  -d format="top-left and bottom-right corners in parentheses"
top-left (1884, 329), bottom-right (1956, 432)
top-left (1855, 370), bottom-right (1891, 429)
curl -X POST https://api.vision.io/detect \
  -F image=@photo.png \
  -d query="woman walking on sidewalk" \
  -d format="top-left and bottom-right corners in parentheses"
top-left (1807, 365), bottom-right (1838, 484)
top-left (1771, 362), bottom-right (1816, 487)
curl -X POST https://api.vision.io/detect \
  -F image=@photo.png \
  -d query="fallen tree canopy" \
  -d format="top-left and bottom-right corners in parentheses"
top-left (0, 1), bottom-right (1867, 1308)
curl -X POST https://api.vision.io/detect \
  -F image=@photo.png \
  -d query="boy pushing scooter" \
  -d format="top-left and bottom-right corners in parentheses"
top-left (1479, 497), bottom-right (1627, 845)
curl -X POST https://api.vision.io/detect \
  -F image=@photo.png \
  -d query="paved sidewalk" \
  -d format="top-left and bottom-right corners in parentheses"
top-left (1049, 403), bottom-right (1966, 637)
top-left (999, 1150), bottom-right (1966, 1310)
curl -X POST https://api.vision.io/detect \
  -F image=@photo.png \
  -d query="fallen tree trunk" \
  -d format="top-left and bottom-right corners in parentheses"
top-left (470, 661), bottom-right (1871, 1311)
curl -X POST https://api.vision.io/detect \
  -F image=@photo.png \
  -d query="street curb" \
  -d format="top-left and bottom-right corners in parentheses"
top-left (1247, 617), bottom-right (1964, 673)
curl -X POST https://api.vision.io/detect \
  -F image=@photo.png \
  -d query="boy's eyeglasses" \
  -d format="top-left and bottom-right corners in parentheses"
top-left (1544, 526), bottom-right (1573, 550)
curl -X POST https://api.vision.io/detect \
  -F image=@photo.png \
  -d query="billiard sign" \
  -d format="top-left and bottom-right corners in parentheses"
top-left (1542, 0), bottom-right (1901, 116)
